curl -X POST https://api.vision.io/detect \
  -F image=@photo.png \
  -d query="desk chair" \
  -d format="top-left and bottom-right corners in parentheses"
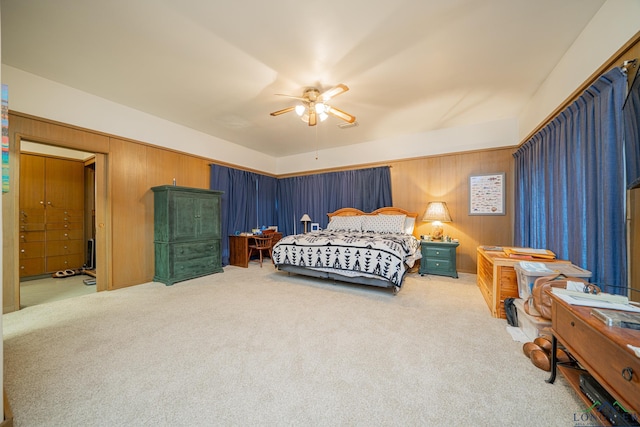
top-left (248, 235), bottom-right (274, 267)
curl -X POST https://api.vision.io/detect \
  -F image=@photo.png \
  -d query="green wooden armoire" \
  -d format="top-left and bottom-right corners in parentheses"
top-left (152, 185), bottom-right (223, 285)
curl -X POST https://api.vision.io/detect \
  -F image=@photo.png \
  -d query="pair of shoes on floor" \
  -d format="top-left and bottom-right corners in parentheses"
top-left (52, 269), bottom-right (78, 278)
top-left (522, 336), bottom-right (571, 371)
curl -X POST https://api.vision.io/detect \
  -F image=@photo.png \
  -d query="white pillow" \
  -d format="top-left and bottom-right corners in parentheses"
top-left (404, 216), bottom-right (415, 235)
top-left (326, 215), bottom-right (362, 231)
top-left (362, 214), bottom-right (406, 234)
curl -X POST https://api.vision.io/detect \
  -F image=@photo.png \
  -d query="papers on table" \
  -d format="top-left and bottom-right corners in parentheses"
top-left (518, 261), bottom-right (555, 273)
top-left (552, 288), bottom-right (640, 312)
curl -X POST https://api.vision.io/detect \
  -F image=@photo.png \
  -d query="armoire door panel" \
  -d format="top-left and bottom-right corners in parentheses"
top-left (44, 157), bottom-right (84, 209)
top-left (19, 154), bottom-right (45, 210)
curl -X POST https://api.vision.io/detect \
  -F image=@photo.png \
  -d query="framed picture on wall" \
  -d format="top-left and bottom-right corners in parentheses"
top-left (469, 173), bottom-right (505, 215)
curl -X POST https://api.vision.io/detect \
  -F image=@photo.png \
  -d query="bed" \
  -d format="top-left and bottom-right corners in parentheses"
top-left (272, 207), bottom-right (421, 294)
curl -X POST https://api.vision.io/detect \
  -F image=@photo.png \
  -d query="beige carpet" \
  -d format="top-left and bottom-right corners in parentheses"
top-left (3, 266), bottom-right (583, 426)
top-left (20, 274), bottom-right (96, 309)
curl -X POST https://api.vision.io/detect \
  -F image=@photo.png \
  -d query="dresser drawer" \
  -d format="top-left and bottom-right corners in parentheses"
top-left (19, 242), bottom-right (45, 259)
top-left (47, 229), bottom-right (84, 241)
top-left (19, 231), bottom-right (46, 243)
top-left (555, 303), bottom-right (640, 412)
top-left (46, 221), bottom-right (83, 231)
top-left (46, 239), bottom-right (84, 256)
top-left (20, 258), bottom-right (45, 277)
top-left (47, 253), bottom-right (85, 272)
top-left (20, 223), bottom-right (45, 232)
top-left (46, 209), bottom-right (84, 221)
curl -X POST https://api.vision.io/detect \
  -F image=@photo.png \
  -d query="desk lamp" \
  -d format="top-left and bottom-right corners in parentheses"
top-left (300, 214), bottom-right (312, 233)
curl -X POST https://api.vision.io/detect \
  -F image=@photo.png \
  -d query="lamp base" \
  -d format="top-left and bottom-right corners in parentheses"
top-left (431, 224), bottom-right (444, 240)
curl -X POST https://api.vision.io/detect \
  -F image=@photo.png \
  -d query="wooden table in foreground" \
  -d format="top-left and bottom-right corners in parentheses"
top-left (476, 247), bottom-right (569, 318)
top-left (547, 291), bottom-right (640, 425)
top-left (229, 233), bottom-right (282, 267)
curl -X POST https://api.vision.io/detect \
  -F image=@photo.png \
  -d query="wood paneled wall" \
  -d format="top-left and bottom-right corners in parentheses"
top-left (389, 147), bottom-right (515, 274)
top-left (109, 138), bottom-right (212, 288)
top-left (2, 111), bottom-right (514, 312)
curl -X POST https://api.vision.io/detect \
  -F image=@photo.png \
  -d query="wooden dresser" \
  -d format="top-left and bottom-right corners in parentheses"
top-left (19, 153), bottom-right (85, 277)
top-left (549, 292), bottom-right (640, 424)
top-left (152, 186), bottom-right (224, 285)
top-left (476, 247), bottom-right (569, 318)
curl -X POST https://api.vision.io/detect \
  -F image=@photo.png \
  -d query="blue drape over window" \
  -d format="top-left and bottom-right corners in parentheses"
top-left (210, 164), bottom-right (391, 265)
top-left (514, 68), bottom-right (627, 294)
top-left (276, 166), bottom-right (392, 236)
top-left (209, 165), bottom-right (277, 265)
top-left (623, 68), bottom-right (640, 189)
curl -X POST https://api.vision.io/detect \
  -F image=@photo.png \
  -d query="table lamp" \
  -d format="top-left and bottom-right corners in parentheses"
top-left (300, 214), bottom-right (312, 233)
top-left (422, 202), bottom-right (452, 240)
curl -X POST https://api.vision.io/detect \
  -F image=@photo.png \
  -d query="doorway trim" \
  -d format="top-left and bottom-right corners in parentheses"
top-left (13, 135), bottom-right (110, 309)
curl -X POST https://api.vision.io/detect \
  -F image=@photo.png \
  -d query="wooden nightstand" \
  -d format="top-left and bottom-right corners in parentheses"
top-left (419, 241), bottom-right (459, 278)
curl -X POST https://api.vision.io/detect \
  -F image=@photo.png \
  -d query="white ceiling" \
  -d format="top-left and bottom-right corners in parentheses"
top-left (1, 0), bottom-right (605, 157)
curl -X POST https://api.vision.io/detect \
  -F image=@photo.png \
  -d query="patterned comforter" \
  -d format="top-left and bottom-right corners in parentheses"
top-left (272, 230), bottom-right (421, 287)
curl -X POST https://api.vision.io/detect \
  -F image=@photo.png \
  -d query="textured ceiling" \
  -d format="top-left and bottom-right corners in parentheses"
top-left (1, 0), bottom-right (605, 157)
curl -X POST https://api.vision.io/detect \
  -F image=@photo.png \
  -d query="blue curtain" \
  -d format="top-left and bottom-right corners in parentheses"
top-left (276, 166), bottom-right (392, 236)
top-left (513, 68), bottom-right (627, 294)
top-left (209, 165), bottom-right (278, 265)
top-left (624, 68), bottom-right (640, 189)
top-left (210, 164), bottom-right (391, 264)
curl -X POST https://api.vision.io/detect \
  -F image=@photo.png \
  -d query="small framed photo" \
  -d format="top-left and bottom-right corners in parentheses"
top-left (469, 173), bottom-right (506, 215)
top-left (310, 223), bottom-right (320, 232)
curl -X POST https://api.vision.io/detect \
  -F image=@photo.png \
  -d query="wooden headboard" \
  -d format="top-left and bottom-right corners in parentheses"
top-left (327, 207), bottom-right (418, 220)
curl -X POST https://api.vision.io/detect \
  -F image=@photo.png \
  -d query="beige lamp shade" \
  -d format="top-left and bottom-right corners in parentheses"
top-left (422, 202), bottom-right (452, 240)
top-left (300, 214), bottom-right (312, 222)
top-left (422, 202), bottom-right (452, 222)
top-left (300, 214), bottom-right (312, 233)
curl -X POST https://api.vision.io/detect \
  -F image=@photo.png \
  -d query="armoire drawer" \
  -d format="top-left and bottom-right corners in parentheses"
top-left (46, 239), bottom-right (84, 256)
top-left (19, 242), bottom-right (45, 259)
top-left (171, 241), bottom-right (218, 261)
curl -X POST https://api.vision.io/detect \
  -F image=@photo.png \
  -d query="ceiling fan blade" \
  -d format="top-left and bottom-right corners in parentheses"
top-left (326, 106), bottom-right (356, 123)
top-left (274, 93), bottom-right (307, 101)
top-left (270, 106), bottom-right (296, 116)
top-left (318, 84), bottom-right (348, 101)
top-left (308, 109), bottom-right (317, 126)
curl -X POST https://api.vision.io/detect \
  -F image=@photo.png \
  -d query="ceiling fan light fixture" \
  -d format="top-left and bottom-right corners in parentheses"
top-left (271, 84), bottom-right (355, 126)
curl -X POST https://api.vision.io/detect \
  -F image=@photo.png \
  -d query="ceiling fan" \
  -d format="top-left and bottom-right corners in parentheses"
top-left (270, 84), bottom-right (356, 126)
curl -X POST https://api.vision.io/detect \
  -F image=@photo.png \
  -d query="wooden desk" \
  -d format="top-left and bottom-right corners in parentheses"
top-left (229, 233), bottom-right (282, 267)
top-left (547, 292), bottom-right (640, 424)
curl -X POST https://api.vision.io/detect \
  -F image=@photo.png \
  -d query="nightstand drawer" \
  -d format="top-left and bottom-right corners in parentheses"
top-left (425, 258), bottom-right (452, 271)
top-left (425, 246), bottom-right (455, 259)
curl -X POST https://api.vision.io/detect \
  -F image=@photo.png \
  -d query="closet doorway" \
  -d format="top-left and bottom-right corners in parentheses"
top-left (18, 141), bottom-right (99, 308)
